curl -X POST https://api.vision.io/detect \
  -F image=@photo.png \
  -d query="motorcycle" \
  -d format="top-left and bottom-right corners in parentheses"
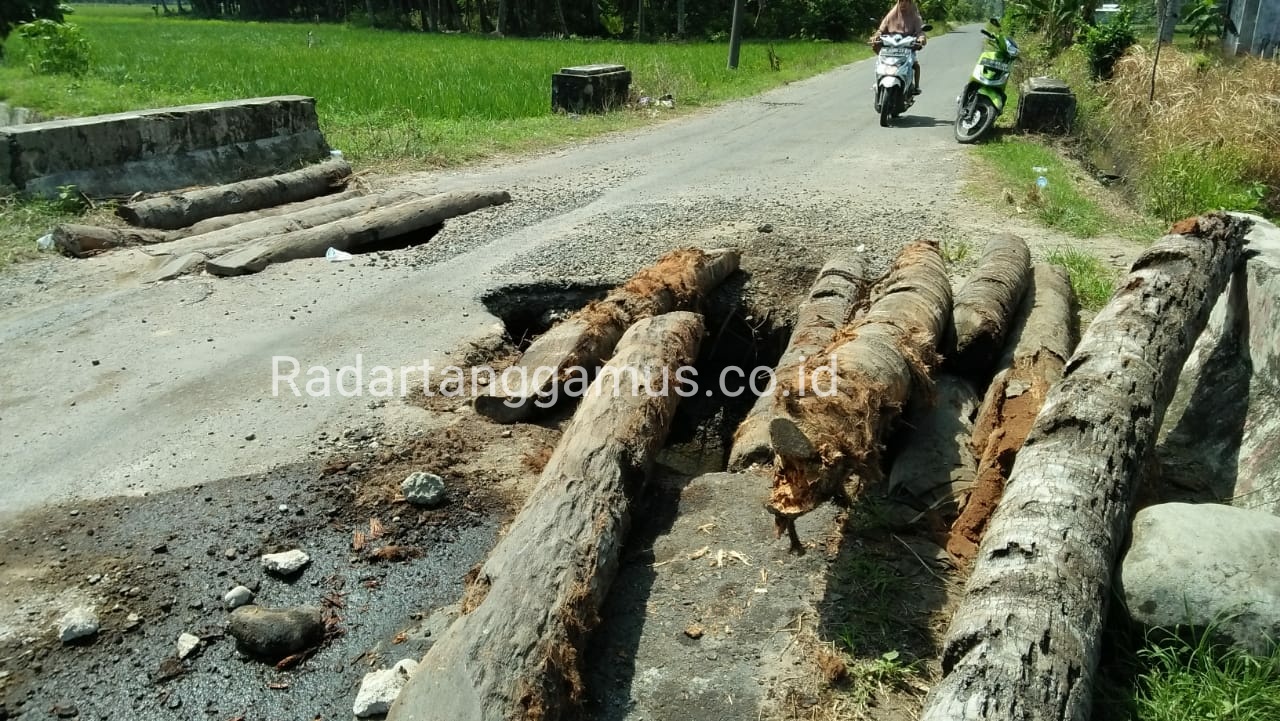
top-left (871, 23), bottom-right (932, 128)
top-left (954, 17), bottom-right (1019, 143)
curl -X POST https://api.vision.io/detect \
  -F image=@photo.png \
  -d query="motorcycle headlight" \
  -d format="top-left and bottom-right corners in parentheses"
top-left (1006, 38), bottom-right (1019, 57)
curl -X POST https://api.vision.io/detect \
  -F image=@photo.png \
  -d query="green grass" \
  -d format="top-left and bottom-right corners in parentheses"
top-left (974, 136), bottom-right (1112, 237)
top-left (0, 196), bottom-right (85, 269)
top-left (1046, 246), bottom-right (1116, 311)
top-left (1, 4), bottom-right (870, 167)
top-left (1135, 637), bottom-right (1280, 721)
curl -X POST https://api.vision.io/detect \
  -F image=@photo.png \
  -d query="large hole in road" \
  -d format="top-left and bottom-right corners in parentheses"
top-left (479, 275), bottom-right (793, 471)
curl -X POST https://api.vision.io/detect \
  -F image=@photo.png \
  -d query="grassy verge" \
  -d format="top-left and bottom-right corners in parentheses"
top-left (1, 4), bottom-right (870, 168)
top-left (997, 31), bottom-right (1277, 225)
top-left (1046, 246), bottom-right (1116, 311)
top-left (1096, 623), bottom-right (1280, 721)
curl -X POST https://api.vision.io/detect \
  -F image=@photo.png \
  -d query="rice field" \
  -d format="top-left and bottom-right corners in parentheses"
top-left (0, 4), bottom-right (870, 166)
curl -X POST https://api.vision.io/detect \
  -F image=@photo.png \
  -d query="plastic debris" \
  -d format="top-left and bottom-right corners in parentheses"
top-left (326, 247), bottom-right (354, 262)
top-left (36, 234), bottom-right (54, 251)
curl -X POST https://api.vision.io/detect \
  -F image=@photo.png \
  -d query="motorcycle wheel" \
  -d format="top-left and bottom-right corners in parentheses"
top-left (880, 87), bottom-right (897, 127)
top-left (954, 94), bottom-right (996, 143)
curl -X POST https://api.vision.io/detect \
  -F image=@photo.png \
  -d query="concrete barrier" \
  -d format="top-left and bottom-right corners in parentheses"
top-left (0, 95), bottom-right (332, 199)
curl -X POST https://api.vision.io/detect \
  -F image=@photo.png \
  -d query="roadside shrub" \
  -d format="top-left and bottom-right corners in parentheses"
top-left (1140, 148), bottom-right (1266, 219)
top-left (1182, 0), bottom-right (1226, 51)
top-left (1078, 8), bottom-right (1135, 80)
top-left (1104, 44), bottom-right (1280, 219)
top-left (15, 18), bottom-right (90, 76)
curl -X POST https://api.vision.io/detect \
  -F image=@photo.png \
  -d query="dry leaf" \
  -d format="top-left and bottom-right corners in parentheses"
top-left (275, 653), bottom-right (305, 670)
top-left (684, 624), bottom-right (704, 639)
top-left (712, 549), bottom-right (726, 568)
top-left (393, 632), bottom-right (408, 644)
top-left (688, 546), bottom-right (710, 560)
top-left (369, 517), bottom-right (385, 538)
top-left (727, 550), bottom-right (751, 566)
top-left (352, 530), bottom-right (367, 552)
top-left (267, 682), bottom-right (290, 690)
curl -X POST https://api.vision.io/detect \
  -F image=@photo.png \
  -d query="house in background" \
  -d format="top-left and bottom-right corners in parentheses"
top-left (1224, 0), bottom-right (1279, 58)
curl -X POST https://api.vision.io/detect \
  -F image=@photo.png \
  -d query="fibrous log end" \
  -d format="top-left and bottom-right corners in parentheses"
top-left (768, 417), bottom-right (817, 459)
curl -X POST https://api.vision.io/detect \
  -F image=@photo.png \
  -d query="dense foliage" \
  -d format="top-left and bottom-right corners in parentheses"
top-left (151, 0), bottom-right (986, 40)
top-left (0, 0), bottom-right (64, 48)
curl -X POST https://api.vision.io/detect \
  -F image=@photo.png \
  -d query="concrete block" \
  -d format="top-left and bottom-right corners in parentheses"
top-left (2, 96), bottom-right (331, 199)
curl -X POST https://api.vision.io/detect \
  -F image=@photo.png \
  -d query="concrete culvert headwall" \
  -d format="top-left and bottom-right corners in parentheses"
top-left (0, 95), bottom-right (332, 199)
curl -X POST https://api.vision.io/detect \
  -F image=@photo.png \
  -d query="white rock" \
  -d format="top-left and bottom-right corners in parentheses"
top-left (353, 659), bottom-right (418, 718)
top-left (401, 471), bottom-right (447, 508)
top-left (176, 632), bottom-right (200, 659)
top-left (57, 606), bottom-right (99, 643)
top-left (1119, 502), bottom-right (1280, 655)
top-left (261, 549), bottom-right (310, 575)
top-left (224, 585), bottom-right (254, 609)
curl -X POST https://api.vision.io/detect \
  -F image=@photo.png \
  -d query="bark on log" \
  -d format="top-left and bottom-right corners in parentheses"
top-left (115, 157), bottom-right (352, 230)
top-left (919, 212), bottom-right (1251, 721)
top-left (51, 224), bottom-right (173, 257)
top-left (386, 312), bottom-right (704, 721)
top-left (727, 253), bottom-right (869, 471)
top-left (947, 232), bottom-right (1031, 380)
top-left (765, 240), bottom-right (952, 551)
top-left (204, 190), bottom-right (512, 276)
top-left (473, 247), bottom-right (740, 423)
top-left (1156, 212), bottom-right (1280, 514)
top-left (945, 263), bottom-right (1078, 562)
top-left (178, 186), bottom-right (367, 236)
top-left (140, 188), bottom-right (431, 261)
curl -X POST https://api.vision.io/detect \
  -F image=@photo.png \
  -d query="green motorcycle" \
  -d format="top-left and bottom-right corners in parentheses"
top-left (954, 17), bottom-right (1019, 143)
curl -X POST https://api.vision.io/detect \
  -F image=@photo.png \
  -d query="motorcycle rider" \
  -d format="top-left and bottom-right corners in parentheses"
top-left (871, 0), bottom-right (927, 95)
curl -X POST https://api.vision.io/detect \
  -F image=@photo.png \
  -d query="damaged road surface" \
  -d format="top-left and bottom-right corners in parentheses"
top-left (1, 25), bottom-right (991, 721)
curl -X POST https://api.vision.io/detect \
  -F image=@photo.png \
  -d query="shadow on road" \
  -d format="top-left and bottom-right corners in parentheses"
top-left (890, 114), bottom-right (954, 129)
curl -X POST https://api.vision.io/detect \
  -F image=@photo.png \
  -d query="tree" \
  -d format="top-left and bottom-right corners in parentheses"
top-left (1, 0), bottom-right (64, 53)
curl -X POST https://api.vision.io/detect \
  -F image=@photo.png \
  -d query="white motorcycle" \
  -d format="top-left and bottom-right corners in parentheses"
top-left (871, 24), bottom-right (931, 127)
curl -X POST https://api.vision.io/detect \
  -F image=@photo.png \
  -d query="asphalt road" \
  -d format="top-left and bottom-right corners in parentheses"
top-left (0, 25), bottom-right (987, 521)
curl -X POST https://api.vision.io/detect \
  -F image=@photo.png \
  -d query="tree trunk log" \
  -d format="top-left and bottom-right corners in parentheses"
top-left (51, 224), bottom-right (173, 257)
top-left (140, 188), bottom-right (433, 262)
top-left (386, 311), bottom-right (704, 721)
top-left (115, 157), bottom-right (352, 230)
top-left (203, 190), bottom-right (511, 276)
top-left (473, 247), bottom-right (740, 423)
top-left (945, 263), bottom-right (1078, 562)
top-left (765, 240), bottom-right (952, 551)
top-left (919, 212), bottom-right (1251, 721)
top-left (177, 187), bottom-right (367, 236)
top-left (885, 373), bottom-right (979, 526)
top-left (727, 252), bottom-right (868, 471)
top-left (947, 232), bottom-right (1031, 380)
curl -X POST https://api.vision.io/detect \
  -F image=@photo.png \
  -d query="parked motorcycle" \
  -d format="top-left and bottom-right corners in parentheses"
top-left (954, 17), bottom-right (1019, 143)
top-left (872, 23), bottom-right (932, 128)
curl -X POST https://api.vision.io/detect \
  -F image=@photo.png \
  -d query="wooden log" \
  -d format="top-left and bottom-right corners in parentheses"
top-left (765, 240), bottom-right (952, 552)
top-left (115, 157), bottom-right (352, 230)
top-left (51, 224), bottom-right (173, 257)
top-left (473, 247), bottom-right (741, 423)
top-left (386, 311), bottom-right (704, 721)
top-left (918, 212), bottom-right (1251, 721)
top-left (947, 232), bottom-right (1031, 380)
top-left (884, 373), bottom-right (979, 526)
top-left (204, 189), bottom-right (512, 276)
top-left (945, 263), bottom-right (1078, 562)
top-left (140, 187), bottom-right (431, 261)
top-left (727, 252), bottom-right (868, 471)
top-left (178, 186), bottom-right (368, 236)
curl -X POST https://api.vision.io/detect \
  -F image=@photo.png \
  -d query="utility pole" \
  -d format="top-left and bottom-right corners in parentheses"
top-left (728, 0), bottom-right (745, 68)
